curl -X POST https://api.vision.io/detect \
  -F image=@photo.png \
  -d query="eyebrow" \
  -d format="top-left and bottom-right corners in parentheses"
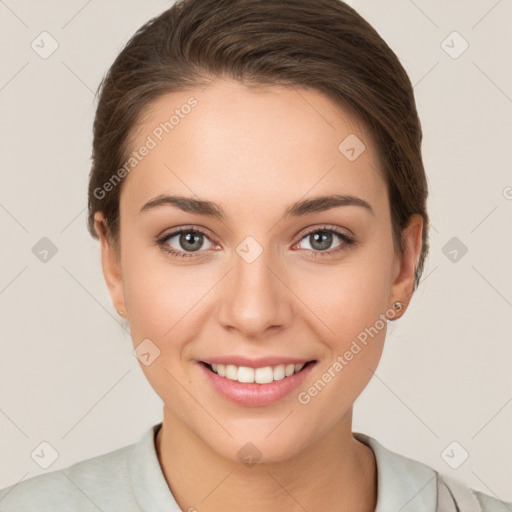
top-left (139, 193), bottom-right (374, 220)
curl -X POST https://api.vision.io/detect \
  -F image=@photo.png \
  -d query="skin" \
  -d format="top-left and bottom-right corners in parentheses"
top-left (94, 78), bottom-right (423, 512)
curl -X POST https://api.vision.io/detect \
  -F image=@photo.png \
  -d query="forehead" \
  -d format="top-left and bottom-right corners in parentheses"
top-left (121, 78), bottom-right (386, 215)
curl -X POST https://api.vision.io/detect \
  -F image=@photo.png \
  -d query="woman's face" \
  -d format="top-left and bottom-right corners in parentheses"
top-left (95, 78), bottom-right (422, 463)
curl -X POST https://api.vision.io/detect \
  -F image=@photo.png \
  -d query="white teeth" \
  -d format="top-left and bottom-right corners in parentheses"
top-left (273, 364), bottom-right (285, 381)
top-left (255, 366), bottom-right (274, 384)
top-left (225, 364), bottom-right (238, 380)
top-left (237, 366), bottom-right (254, 383)
top-left (285, 364), bottom-right (295, 377)
top-left (207, 361), bottom-right (309, 384)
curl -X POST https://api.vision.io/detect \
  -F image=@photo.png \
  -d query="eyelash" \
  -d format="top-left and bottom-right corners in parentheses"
top-left (156, 224), bottom-right (357, 259)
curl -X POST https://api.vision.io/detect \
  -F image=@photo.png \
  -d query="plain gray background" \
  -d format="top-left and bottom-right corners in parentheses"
top-left (0, 0), bottom-right (511, 502)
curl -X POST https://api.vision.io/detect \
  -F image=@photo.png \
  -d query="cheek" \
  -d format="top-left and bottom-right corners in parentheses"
top-left (119, 230), bottom-right (173, 324)
top-left (298, 242), bottom-right (394, 337)
top-left (293, 265), bottom-right (392, 414)
top-left (293, 236), bottom-right (395, 389)
top-left (119, 244), bottom-right (212, 410)
top-left (122, 257), bottom-right (208, 343)
top-left (120, 235), bottom-right (218, 361)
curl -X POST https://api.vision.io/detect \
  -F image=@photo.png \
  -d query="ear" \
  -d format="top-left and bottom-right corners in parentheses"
top-left (93, 211), bottom-right (126, 317)
top-left (388, 213), bottom-right (424, 316)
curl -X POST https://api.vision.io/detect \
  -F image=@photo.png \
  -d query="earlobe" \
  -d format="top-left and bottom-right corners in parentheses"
top-left (93, 212), bottom-right (126, 317)
top-left (388, 214), bottom-right (424, 317)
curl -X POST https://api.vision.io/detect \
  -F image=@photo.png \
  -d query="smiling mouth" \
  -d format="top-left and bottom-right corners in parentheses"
top-left (200, 360), bottom-right (317, 384)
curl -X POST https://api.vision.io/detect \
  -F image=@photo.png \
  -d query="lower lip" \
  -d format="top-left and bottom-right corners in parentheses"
top-left (197, 361), bottom-right (316, 407)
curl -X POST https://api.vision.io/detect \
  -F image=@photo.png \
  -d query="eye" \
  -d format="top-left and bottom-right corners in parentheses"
top-left (157, 224), bottom-right (356, 260)
top-left (295, 225), bottom-right (356, 256)
top-left (157, 227), bottom-right (216, 258)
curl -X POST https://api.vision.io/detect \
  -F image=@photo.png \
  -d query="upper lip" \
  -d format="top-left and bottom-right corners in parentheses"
top-left (199, 356), bottom-right (316, 368)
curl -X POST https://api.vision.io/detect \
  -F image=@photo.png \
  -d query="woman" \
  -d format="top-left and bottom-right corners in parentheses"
top-left (0, 0), bottom-right (509, 510)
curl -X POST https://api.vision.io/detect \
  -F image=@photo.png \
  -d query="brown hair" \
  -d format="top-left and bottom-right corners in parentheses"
top-left (87, 0), bottom-right (429, 290)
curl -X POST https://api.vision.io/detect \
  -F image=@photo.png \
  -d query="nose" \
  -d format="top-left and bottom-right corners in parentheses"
top-left (216, 246), bottom-right (294, 338)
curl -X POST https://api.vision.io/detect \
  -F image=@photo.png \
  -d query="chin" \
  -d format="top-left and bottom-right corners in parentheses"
top-left (204, 427), bottom-right (310, 466)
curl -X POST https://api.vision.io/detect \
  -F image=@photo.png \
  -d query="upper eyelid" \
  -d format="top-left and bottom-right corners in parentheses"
top-left (295, 223), bottom-right (352, 239)
top-left (160, 226), bottom-right (215, 243)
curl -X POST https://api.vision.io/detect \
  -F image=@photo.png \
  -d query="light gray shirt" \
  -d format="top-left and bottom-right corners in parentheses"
top-left (0, 423), bottom-right (509, 511)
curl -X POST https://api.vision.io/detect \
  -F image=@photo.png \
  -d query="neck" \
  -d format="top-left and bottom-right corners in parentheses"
top-left (155, 406), bottom-right (377, 512)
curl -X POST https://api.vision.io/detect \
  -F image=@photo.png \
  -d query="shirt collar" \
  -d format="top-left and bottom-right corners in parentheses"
top-left (128, 422), bottom-right (182, 512)
top-left (129, 423), bottom-right (438, 512)
top-left (353, 431), bottom-right (438, 511)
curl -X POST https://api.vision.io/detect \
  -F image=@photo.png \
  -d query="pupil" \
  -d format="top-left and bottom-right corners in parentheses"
top-left (181, 232), bottom-right (202, 251)
top-left (311, 232), bottom-right (331, 251)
